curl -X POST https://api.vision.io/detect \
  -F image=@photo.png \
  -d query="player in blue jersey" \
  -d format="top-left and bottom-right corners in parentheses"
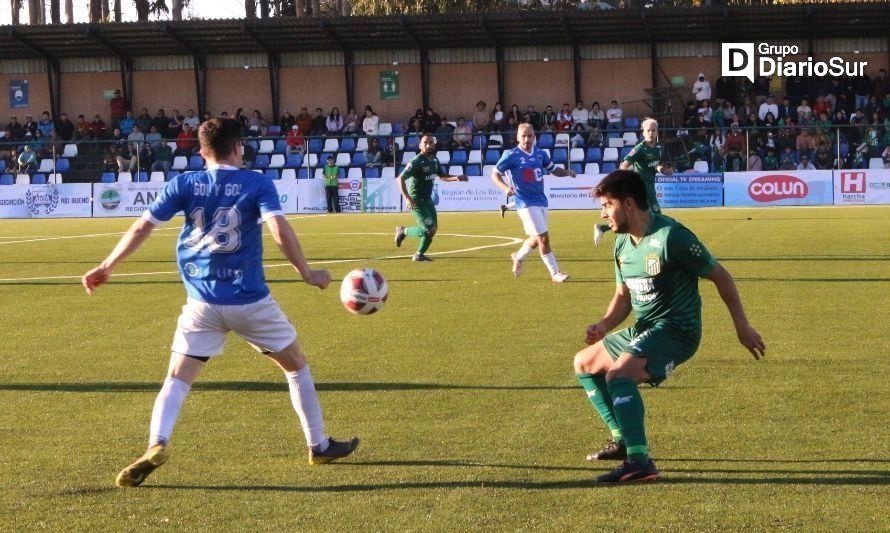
top-left (82, 118), bottom-right (359, 487)
top-left (491, 123), bottom-right (577, 283)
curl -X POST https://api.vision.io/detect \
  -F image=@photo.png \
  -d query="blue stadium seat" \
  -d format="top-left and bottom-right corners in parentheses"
top-left (405, 135), bottom-right (421, 151)
top-left (473, 134), bottom-right (488, 151)
top-left (246, 139), bottom-right (259, 153)
top-left (619, 146), bottom-right (633, 160)
top-left (586, 147), bottom-right (603, 162)
top-left (187, 155), bottom-right (204, 170)
top-left (552, 148), bottom-right (568, 164)
top-left (392, 122), bottom-right (403, 135)
top-left (298, 168), bottom-right (311, 179)
top-left (135, 172), bottom-right (149, 182)
top-left (166, 171), bottom-right (179, 181)
top-left (466, 164), bottom-right (482, 177)
top-left (254, 154), bottom-right (271, 169)
top-left (351, 152), bottom-right (367, 167)
top-left (484, 149), bottom-right (501, 165)
top-left (624, 117), bottom-right (640, 129)
top-left (601, 162), bottom-right (617, 173)
top-left (339, 137), bottom-right (356, 152)
top-left (274, 139), bottom-right (288, 153)
top-left (55, 158), bottom-right (70, 173)
top-left (100, 172), bottom-right (116, 183)
top-left (267, 125), bottom-right (281, 136)
top-left (0, 174), bottom-right (13, 185)
top-left (0, 160), bottom-right (6, 173)
top-left (451, 150), bottom-right (468, 165)
top-left (31, 173), bottom-right (47, 184)
top-left (308, 138), bottom-right (323, 153)
top-left (377, 137), bottom-right (389, 150)
top-left (285, 154), bottom-right (303, 168)
top-left (364, 167), bottom-right (380, 178)
top-left (571, 163), bottom-right (583, 175)
top-left (264, 168), bottom-right (279, 180)
top-left (538, 133), bottom-right (554, 149)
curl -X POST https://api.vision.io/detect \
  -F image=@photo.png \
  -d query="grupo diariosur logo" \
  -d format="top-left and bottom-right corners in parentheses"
top-left (721, 43), bottom-right (867, 83)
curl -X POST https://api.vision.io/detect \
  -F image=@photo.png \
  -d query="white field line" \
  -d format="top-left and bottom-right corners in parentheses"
top-left (0, 232), bottom-right (521, 283)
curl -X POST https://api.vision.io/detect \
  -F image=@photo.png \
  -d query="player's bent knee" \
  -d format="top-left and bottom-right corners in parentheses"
top-left (574, 343), bottom-right (611, 374)
top-left (426, 226), bottom-right (438, 237)
top-left (605, 354), bottom-right (649, 383)
top-left (267, 341), bottom-right (308, 373)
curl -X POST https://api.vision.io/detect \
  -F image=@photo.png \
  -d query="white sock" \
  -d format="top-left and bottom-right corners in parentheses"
top-left (285, 366), bottom-right (328, 450)
top-left (515, 243), bottom-right (533, 261)
top-left (505, 201), bottom-right (515, 209)
top-left (149, 377), bottom-right (191, 446)
top-left (542, 252), bottom-right (560, 276)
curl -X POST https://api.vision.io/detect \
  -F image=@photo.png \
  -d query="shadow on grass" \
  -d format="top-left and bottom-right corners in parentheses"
top-left (0, 381), bottom-right (577, 393)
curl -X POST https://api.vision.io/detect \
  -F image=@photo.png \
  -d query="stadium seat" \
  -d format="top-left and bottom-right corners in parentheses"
top-left (269, 154), bottom-right (285, 168)
top-left (608, 135), bottom-right (625, 148)
top-left (378, 122), bottom-right (393, 136)
top-left (484, 149), bottom-right (501, 165)
top-left (150, 171), bottom-right (166, 183)
top-left (472, 134), bottom-right (488, 151)
top-left (166, 171), bottom-right (179, 181)
top-left (274, 139), bottom-right (288, 153)
top-left (401, 151), bottom-right (417, 164)
top-left (448, 165), bottom-right (464, 175)
top-left (246, 139), bottom-right (259, 153)
top-left (622, 132), bottom-right (638, 145)
top-left (187, 155), bottom-right (205, 170)
top-left (336, 153), bottom-right (351, 167)
top-left (488, 134), bottom-right (504, 148)
top-left (304, 153), bottom-right (318, 168)
top-left (264, 169), bottom-right (279, 180)
top-left (555, 133), bottom-right (570, 148)
top-left (0, 174), bottom-right (14, 185)
top-left (603, 147), bottom-right (619, 162)
top-left (586, 147), bottom-right (603, 162)
top-left (258, 139), bottom-right (275, 153)
top-left (619, 146), bottom-right (633, 160)
top-left (117, 172), bottom-right (133, 183)
top-left (48, 173), bottom-right (62, 184)
top-left (451, 150), bottom-right (468, 165)
top-left (381, 167), bottom-right (395, 179)
top-left (323, 138), bottom-right (339, 153)
top-left (100, 172), bottom-right (116, 183)
top-left (869, 157), bottom-right (884, 169)
top-left (355, 137), bottom-right (369, 152)
top-left (351, 152), bottom-right (367, 167)
top-left (340, 137), bottom-right (356, 152)
top-left (62, 143), bottom-right (78, 158)
top-left (436, 150), bottom-right (450, 165)
top-left (405, 135), bottom-right (421, 151)
top-left (468, 150), bottom-right (483, 165)
top-left (540, 148), bottom-right (551, 158)
top-left (285, 154), bottom-right (303, 168)
top-left (55, 158), bottom-right (70, 173)
top-left (601, 162), bottom-right (617, 173)
top-left (254, 154), bottom-right (271, 170)
top-left (172, 156), bottom-right (188, 170)
top-left (624, 117), bottom-right (640, 129)
top-left (365, 167), bottom-right (380, 178)
top-left (31, 173), bottom-right (47, 184)
top-left (15, 174), bottom-right (29, 185)
top-left (483, 164), bottom-right (496, 177)
top-left (538, 133), bottom-right (554, 149)
top-left (348, 167), bottom-right (363, 179)
top-left (466, 164), bottom-right (482, 176)
top-left (693, 160), bottom-right (710, 173)
top-left (552, 148), bottom-right (568, 164)
top-left (267, 125), bottom-right (281, 136)
top-left (0, 161), bottom-right (4, 173)
top-left (294, 168), bottom-right (309, 179)
top-left (167, 141), bottom-right (178, 152)
top-left (308, 138), bottom-right (323, 153)
top-left (571, 163), bottom-right (583, 175)
top-left (392, 122), bottom-right (403, 135)
top-left (569, 148), bottom-right (584, 163)
top-left (135, 172), bottom-right (149, 182)
top-left (584, 163), bottom-right (600, 175)
top-left (280, 168), bottom-right (296, 180)
top-left (38, 159), bottom-right (55, 173)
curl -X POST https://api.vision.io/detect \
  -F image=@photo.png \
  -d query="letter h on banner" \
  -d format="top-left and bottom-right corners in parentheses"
top-left (841, 172), bottom-right (865, 193)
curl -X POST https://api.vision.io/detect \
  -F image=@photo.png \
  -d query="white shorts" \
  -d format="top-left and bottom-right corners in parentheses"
top-left (516, 206), bottom-right (549, 237)
top-left (171, 296), bottom-right (297, 358)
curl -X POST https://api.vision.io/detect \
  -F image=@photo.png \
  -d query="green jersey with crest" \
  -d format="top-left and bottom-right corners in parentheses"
top-left (400, 154), bottom-right (441, 202)
top-left (623, 141), bottom-right (664, 212)
top-left (614, 213), bottom-right (717, 337)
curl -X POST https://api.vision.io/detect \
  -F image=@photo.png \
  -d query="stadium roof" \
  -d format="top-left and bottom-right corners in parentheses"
top-left (2, 4), bottom-right (889, 60)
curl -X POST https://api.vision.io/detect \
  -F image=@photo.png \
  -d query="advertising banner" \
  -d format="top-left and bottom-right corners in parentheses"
top-left (10, 80), bottom-right (29, 108)
top-left (434, 176), bottom-right (503, 212)
top-left (833, 169), bottom-right (890, 205)
top-left (93, 181), bottom-right (166, 217)
top-left (297, 177), bottom-right (364, 213)
top-left (545, 174), bottom-right (602, 210)
top-left (655, 173), bottom-right (724, 208)
top-left (273, 178), bottom-right (299, 214)
top-left (723, 171), bottom-right (834, 206)
top-left (363, 177), bottom-right (401, 213)
top-left (0, 183), bottom-right (92, 218)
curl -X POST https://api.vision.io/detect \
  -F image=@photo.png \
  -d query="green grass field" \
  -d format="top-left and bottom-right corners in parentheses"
top-left (1, 207), bottom-right (888, 530)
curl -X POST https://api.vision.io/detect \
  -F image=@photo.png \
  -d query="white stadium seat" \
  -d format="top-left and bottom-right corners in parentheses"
top-left (38, 159), bottom-right (55, 173)
top-left (468, 150), bottom-right (483, 164)
top-left (62, 143), bottom-right (78, 158)
top-left (448, 165), bottom-right (464, 175)
top-left (378, 122), bottom-right (393, 136)
top-left (355, 137), bottom-right (369, 152)
top-left (172, 156), bottom-right (188, 170)
top-left (693, 161), bottom-right (710, 173)
top-left (348, 167), bottom-right (363, 179)
top-left (323, 138), bottom-right (339, 153)
top-left (436, 150), bottom-right (450, 165)
top-left (603, 147), bottom-right (619, 162)
top-left (269, 154), bottom-right (285, 168)
top-left (381, 167), bottom-right (395, 179)
top-left (584, 163), bottom-right (600, 175)
top-left (150, 171), bottom-right (166, 183)
top-left (569, 148), bottom-right (584, 163)
top-left (622, 132), bottom-right (639, 145)
top-left (608, 137), bottom-right (625, 148)
top-left (401, 151), bottom-right (417, 164)
top-left (15, 174), bottom-right (30, 185)
top-left (117, 172), bottom-right (133, 183)
top-left (868, 158), bottom-right (884, 169)
top-left (258, 139), bottom-right (275, 153)
top-left (483, 164), bottom-right (496, 177)
top-left (280, 168), bottom-right (296, 180)
top-left (336, 153), bottom-right (351, 167)
top-left (554, 133), bottom-right (570, 147)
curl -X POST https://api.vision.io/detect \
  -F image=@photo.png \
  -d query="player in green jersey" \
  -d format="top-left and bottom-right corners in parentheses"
top-left (574, 169), bottom-right (765, 483)
top-left (594, 118), bottom-right (673, 247)
top-left (394, 135), bottom-right (468, 261)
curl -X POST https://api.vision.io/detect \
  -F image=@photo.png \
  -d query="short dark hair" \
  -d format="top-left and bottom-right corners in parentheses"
top-left (199, 118), bottom-right (241, 160)
top-left (593, 169), bottom-right (649, 210)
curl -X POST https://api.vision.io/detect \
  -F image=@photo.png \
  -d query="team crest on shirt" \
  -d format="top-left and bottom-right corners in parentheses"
top-left (646, 254), bottom-right (661, 276)
top-left (422, 165), bottom-right (430, 173)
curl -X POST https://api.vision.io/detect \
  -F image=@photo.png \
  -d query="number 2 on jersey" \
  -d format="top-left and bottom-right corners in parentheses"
top-left (184, 207), bottom-right (242, 253)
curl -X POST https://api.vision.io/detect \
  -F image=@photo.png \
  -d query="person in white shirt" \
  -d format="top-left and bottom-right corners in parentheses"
top-left (606, 100), bottom-right (623, 131)
top-left (692, 73), bottom-right (712, 102)
top-left (571, 101), bottom-right (591, 131)
top-left (758, 95), bottom-right (779, 122)
top-left (796, 155), bottom-right (816, 170)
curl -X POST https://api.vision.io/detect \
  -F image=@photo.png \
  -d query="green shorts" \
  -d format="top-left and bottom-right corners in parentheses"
top-left (410, 200), bottom-right (437, 231)
top-left (602, 324), bottom-right (700, 386)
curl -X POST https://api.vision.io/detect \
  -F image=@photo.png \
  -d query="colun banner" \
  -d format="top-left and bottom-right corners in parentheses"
top-left (723, 171), bottom-right (834, 207)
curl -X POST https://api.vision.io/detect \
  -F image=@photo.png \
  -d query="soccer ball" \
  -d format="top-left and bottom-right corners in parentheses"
top-left (340, 268), bottom-right (389, 315)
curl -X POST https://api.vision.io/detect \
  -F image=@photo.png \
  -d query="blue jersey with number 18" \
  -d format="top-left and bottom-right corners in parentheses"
top-left (145, 166), bottom-right (283, 305)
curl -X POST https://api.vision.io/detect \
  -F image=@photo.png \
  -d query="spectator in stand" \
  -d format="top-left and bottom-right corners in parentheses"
top-left (571, 101), bottom-right (590, 131)
top-left (725, 122), bottom-right (747, 161)
top-left (343, 107), bottom-right (361, 135)
top-left (812, 96), bottom-right (830, 121)
top-left (310, 108), bottom-right (326, 136)
top-left (23, 114), bottom-right (38, 137)
top-left (779, 147), bottom-right (797, 170)
top-left (525, 105), bottom-right (541, 131)
top-left (285, 125), bottom-right (305, 157)
top-left (364, 137), bottom-right (383, 167)
top-left (853, 74), bottom-right (872, 113)
top-left (715, 75), bottom-right (734, 104)
top-left (247, 109), bottom-right (265, 137)
top-left (423, 107), bottom-right (441, 134)
top-left (152, 142), bottom-right (174, 173)
top-left (6, 116), bottom-right (24, 140)
top-left (507, 104), bottom-right (522, 129)
top-left (698, 100), bottom-right (713, 127)
top-left (168, 109), bottom-right (184, 139)
top-left (242, 140), bottom-right (256, 170)
top-left (406, 115), bottom-right (424, 136)
top-left (796, 154), bottom-right (815, 170)
top-left (797, 98), bottom-right (814, 125)
top-left (183, 109), bottom-right (199, 130)
top-left (738, 97), bottom-right (756, 125)
top-left (201, 111), bottom-right (213, 124)
top-left (758, 94), bottom-right (779, 122)
top-left (777, 96), bottom-right (796, 124)
top-left (90, 114), bottom-right (107, 139)
top-left (452, 117), bottom-right (472, 150)
top-left (151, 109), bottom-right (169, 138)
top-left (145, 125), bottom-right (163, 149)
top-left (762, 147), bottom-right (779, 170)
top-left (863, 96), bottom-right (882, 124)
top-left (110, 89), bottom-right (126, 128)
top-left (570, 123), bottom-right (588, 149)
top-left (747, 149), bottom-right (762, 171)
top-left (37, 111), bottom-right (55, 139)
top-left (540, 105), bottom-right (557, 132)
top-left (295, 107), bottom-right (313, 134)
top-left (814, 146), bottom-right (833, 170)
top-left (56, 113), bottom-right (74, 141)
top-left (74, 114), bottom-right (91, 140)
top-left (795, 128), bottom-right (815, 160)
top-left (175, 123), bottom-right (198, 157)
top-left (28, 129), bottom-right (48, 158)
top-left (135, 107), bottom-right (152, 132)
top-left (606, 100), bottom-right (623, 131)
top-left (589, 102), bottom-right (605, 131)
top-left (3, 147), bottom-right (17, 171)
top-left (128, 124), bottom-right (145, 149)
top-left (754, 75), bottom-right (770, 103)
top-left (119, 110), bottom-right (136, 136)
top-left (872, 69), bottom-right (889, 100)
top-left (489, 102), bottom-right (506, 132)
top-left (279, 110), bottom-right (296, 132)
top-left (555, 103), bottom-right (573, 132)
top-left (815, 111), bottom-right (833, 135)
top-left (434, 117), bottom-right (454, 151)
top-left (362, 106), bottom-right (379, 137)
top-left (692, 73), bottom-right (712, 103)
top-left (233, 108), bottom-right (249, 135)
top-left (326, 107), bottom-right (344, 136)
top-left (17, 145), bottom-right (37, 174)
top-left (472, 101), bottom-right (490, 133)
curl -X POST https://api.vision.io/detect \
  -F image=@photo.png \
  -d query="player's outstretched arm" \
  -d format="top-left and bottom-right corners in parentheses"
top-left (82, 217), bottom-right (156, 295)
top-left (586, 283), bottom-right (632, 345)
top-left (265, 214), bottom-right (330, 290)
top-left (438, 171), bottom-right (468, 182)
top-left (706, 263), bottom-right (766, 360)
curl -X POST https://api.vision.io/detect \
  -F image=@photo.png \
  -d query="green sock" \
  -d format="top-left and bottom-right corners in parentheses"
top-left (606, 377), bottom-right (649, 462)
top-left (418, 234), bottom-right (432, 254)
top-left (576, 373), bottom-right (621, 440)
top-left (406, 226), bottom-right (425, 238)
